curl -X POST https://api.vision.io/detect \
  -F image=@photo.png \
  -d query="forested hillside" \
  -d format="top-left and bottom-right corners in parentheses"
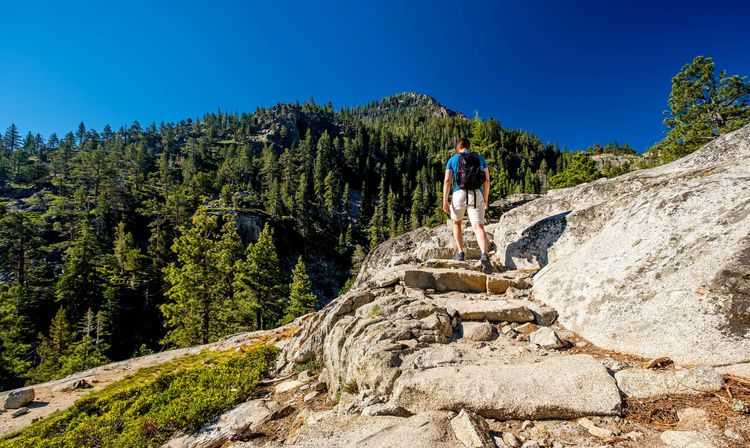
top-left (1, 93), bottom-right (592, 389)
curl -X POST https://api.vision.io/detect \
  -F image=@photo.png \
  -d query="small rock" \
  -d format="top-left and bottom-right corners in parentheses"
top-left (274, 379), bottom-right (302, 394)
top-left (10, 407), bottom-right (29, 418)
top-left (676, 407), bottom-right (712, 429)
top-left (724, 428), bottom-right (744, 442)
top-left (292, 350), bottom-right (312, 364)
top-left (299, 384), bottom-right (310, 392)
top-left (660, 430), bottom-right (718, 448)
top-left (643, 356), bottom-right (672, 369)
top-left (520, 441), bottom-right (540, 448)
top-left (298, 370), bottom-right (315, 383)
top-left (54, 379), bottom-right (92, 392)
top-left (521, 420), bottom-right (533, 430)
top-left (530, 306), bottom-right (558, 326)
top-left (625, 431), bottom-right (643, 440)
top-left (493, 435), bottom-right (511, 448)
top-left (502, 431), bottom-right (522, 448)
top-left (578, 417), bottom-right (615, 438)
top-left (303, 391), bottom-right (320, 403)
top-left (515, 323), bottom-right (539, 336)
top-left (500, 324), bottom-right (514, 335)
top-left (4, 388), bottom-right (34, 409)
top-left (449, 409), bottom-right (495, 447)
top-left (515, 334), bottom-right (525, 342)
top-left (464, 322), bottom-right (495, 341)
top-left (530, 327), bottom-right (565, 349)
top-left (575, 341), bottom-right (588, 348)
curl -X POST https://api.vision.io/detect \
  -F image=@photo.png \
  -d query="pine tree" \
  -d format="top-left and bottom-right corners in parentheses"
top-left (160, 208), bottom-right (243, 347)
top-left (56, 219), bottom-right (103, 321)
top-left (28, 307), bottom-right (75, 383)
top-left (76, 122), bottom-right (87, 147)
top-left (653, 56), bottom-right (750, 161)
top-left (3, 123), bottom-right (21, 152)
top-left (281, 257), bottom-right (316, 325)
top-left (294, 172), bottom-right (311, 238)
top-left (314, 131), bottom-right (332, 197)
top-left (62, 308), bottom-right (110, 374)
top-left (323, 170), bottom-right (340, 219)
top-left (234, 223), bottom-right (286, 330)
top-left (0, 285), bottom-right (31, 389)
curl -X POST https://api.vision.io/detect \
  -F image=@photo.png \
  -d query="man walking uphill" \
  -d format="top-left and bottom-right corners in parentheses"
top-left (443, 138), bottom-right (494, 274)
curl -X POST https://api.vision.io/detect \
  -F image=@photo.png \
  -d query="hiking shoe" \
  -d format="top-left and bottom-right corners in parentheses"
top-left (480, 253), bottom-right (494, 274)
top-left (453, 251), bottom-right (465, 261)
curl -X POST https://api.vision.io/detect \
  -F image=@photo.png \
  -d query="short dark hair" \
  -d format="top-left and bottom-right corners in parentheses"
top-left (457, 138), bottom-right (471, 149)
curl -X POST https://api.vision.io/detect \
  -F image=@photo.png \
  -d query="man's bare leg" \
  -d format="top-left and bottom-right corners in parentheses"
top-left (473, 222), bottom-right (494, 273)
top-left (472, 223), bottom-right (489, 254)
top-left (453, 220), bottom-right (464, 254)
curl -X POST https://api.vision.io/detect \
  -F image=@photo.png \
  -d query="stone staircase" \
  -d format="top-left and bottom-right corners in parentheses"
top-left (376, 260), bottom-right (625, 422)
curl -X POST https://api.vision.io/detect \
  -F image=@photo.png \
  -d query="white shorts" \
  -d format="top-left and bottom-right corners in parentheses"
top-left (450, 189), bottom-right (485, 224)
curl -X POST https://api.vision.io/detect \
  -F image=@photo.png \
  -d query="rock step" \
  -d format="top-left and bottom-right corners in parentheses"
top-left (403, 268), bottom-right (531, 295)
top-left (433, 296), bottom-right (558, 325)
top-left (420, 259), bottom-right (487, 273)
top-left (392, 354), bottom-right (622, 420)
top-left (434, 298), bottom-right (535, 323)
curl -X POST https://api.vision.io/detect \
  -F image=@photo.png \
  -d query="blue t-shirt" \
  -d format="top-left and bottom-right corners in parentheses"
top-left (445, 150), bottom-right (488, 192)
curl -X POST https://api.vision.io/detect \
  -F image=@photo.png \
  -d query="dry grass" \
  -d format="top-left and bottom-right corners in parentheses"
top-left (624, 377), bottom-right (750, 447)
top-left (568, 341), bottom-right (652, 366)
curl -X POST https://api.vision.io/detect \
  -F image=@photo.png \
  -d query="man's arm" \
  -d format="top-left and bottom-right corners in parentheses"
top-left (483, 167), bottom-right (490, 209)
top-left (443, 169), bottom-right (453, 213)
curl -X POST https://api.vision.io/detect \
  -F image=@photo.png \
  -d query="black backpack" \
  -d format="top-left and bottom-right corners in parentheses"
top-left (457, 152), bottom-right (485, 207)
top-left (457, 152), bottom-right (484, 189)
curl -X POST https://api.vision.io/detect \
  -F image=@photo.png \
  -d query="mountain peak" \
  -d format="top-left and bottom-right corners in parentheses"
top-left (351, 92), bottom-right (466, 121)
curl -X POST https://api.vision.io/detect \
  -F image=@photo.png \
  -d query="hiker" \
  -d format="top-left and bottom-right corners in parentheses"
top-left (442, 137), bottom-right (494, 274)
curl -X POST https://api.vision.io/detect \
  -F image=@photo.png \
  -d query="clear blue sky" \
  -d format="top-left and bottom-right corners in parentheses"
top-left (2, 0), bottom-right (749, 151)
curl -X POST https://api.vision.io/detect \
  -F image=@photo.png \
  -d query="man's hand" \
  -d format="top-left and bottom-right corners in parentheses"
top-left (443, 200), bottom-right (450, 214)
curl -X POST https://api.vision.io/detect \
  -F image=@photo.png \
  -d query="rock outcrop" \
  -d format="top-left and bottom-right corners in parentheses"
top-left (495, 124), bottom-right (750, 366)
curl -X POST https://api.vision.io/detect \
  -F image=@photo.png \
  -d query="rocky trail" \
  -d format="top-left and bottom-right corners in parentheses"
top-left (158, 239), bottom-right (749, 447)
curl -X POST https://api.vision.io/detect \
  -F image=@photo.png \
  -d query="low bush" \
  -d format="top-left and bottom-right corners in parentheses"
top-left (0, 346), bottom-right (278, 448)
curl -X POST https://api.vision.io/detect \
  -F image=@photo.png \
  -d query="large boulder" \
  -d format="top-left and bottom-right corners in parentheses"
top-left (391, 354), bottom-right (621, 420)
top-left (3, 389), bottom-right (34, 410)
top-left (494, 124), bottom-right (750, 365)
top-left (277, 289), bottom-right (456, 398)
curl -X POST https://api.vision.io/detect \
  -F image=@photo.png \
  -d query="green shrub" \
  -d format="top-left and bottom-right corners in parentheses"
top-left (0, 346), bottom-right (278, 448)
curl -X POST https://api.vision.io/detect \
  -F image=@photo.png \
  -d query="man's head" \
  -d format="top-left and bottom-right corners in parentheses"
top-left (456, 138), bottom-right (471, 153)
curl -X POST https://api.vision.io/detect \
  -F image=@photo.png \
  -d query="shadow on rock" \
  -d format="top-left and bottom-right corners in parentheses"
top-left (504, 211), bottom-right (570, 270)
